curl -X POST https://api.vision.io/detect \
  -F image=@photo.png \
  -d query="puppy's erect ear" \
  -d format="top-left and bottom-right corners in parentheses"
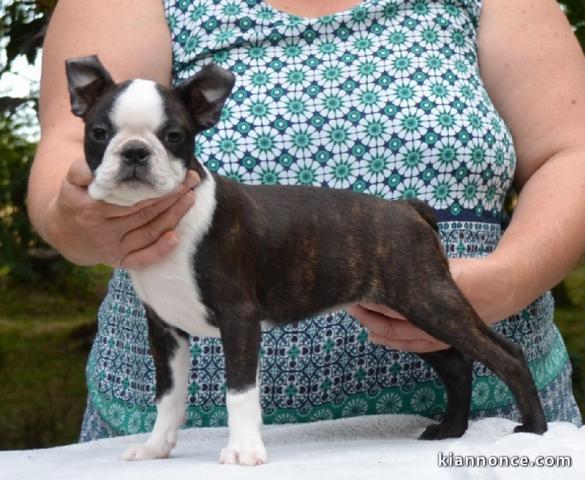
top-left (174, 63), bottom-right (236, 131)
top-left (65, 55), bottom-right (115, 119)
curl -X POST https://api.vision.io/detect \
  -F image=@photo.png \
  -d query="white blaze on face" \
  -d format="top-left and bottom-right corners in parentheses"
top-left (88, 79), bottom-right (188, 206)
top-left (111, 79), bottom-right (166, 132)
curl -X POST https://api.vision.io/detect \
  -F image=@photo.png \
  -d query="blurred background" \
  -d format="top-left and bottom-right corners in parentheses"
top-left (1, 0), bottom-right (585, 450)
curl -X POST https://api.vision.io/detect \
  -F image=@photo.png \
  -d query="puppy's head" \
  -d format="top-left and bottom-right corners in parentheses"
top-left (65, 55), bottom-right (235, 206)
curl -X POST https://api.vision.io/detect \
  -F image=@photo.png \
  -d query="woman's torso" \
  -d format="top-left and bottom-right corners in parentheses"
top-left (81, 0), bottom-right (579, 438)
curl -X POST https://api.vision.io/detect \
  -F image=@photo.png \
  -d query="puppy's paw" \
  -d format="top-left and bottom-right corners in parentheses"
top-left (219, 443), bottom-right (268, 466)
top-left (121, 443), bottom-right (172, 461)
top-left (513, 423), bottom-right (547, 435)
top-left (419, 422), bottom-right (467, 440)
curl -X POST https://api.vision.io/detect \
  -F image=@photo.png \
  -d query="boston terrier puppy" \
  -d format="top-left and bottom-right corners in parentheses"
top-left (65, 55), bottom-right (547, 466)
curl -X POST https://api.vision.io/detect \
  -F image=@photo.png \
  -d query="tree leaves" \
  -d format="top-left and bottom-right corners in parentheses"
top-left (0, 96), bottom-right (35, 114)
top-left (0, 1), bottom-right (51, 76)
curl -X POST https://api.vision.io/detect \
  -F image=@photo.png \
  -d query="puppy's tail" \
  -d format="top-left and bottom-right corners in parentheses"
top-left (406, 198), bottom-right (438, 233)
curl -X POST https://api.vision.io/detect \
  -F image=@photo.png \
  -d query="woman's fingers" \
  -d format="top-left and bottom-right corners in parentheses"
top-left (118, 231), bottom-right (180, 270)
top-left (118, 191), bottom-right (196, 255)
top-left (110, 189), bottom-right (188, 233)
top-left (355, 302), bottom-right (406, 319)
top-left (348, 303), bottom-right (450, 352)
top-left (368, 334), bottom-right (449, 353)
top-left (350, 304), bottom-right (434, 341)
top-left (66, 157), bottom-right (93, 187)
top-left (51, 159), bottom-right (201, 267)
top-left (95, 171), bottom-right (201, 219)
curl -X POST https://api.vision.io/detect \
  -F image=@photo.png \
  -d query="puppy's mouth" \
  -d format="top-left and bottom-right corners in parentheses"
top-left (116, 163), bottom-right (153, 186)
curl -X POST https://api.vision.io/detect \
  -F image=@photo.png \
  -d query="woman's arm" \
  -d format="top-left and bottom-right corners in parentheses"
top-left (474, 0), bottom-right (585, 314)
top-left (29, 0), bottom-right (198, 269)
top-left (351, 0), bottom-right (585, 352)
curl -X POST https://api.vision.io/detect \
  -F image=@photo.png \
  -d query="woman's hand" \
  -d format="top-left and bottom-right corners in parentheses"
top-left (44, 157), bottom-right (200, 269)
top-left (347, 256), bottom-right (513, 353)
top-left (347, 302), bottom-right (450, 353)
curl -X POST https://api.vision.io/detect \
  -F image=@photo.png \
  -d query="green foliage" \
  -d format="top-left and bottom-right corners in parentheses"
top-left (0, 1), bottom-right (47, 116)
top-left (0, 113), bottom-right (85, 285)
top-left (0, 1), bottom-right (88, 286)
top-left (0, 114), bottom-right (39, 279)
top-left (0, 1), bottom-right (54, 76)
top-left (556, 314), bottom-right (585, 420)
top-left (565, 260), bottom-right (585, 307)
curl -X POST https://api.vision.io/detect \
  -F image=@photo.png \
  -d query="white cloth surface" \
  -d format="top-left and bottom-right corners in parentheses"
top-left (2, 415), bottom-right (584, 480)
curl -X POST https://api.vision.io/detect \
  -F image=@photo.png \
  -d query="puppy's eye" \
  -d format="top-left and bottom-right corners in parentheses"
top-left (165, 129), bottom-right (185, 144)
top-left (90, 127), bottom-right (108, 142)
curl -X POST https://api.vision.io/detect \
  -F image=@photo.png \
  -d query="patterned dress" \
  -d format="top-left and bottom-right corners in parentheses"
top-left (79, 0), bottom-right (582, 440)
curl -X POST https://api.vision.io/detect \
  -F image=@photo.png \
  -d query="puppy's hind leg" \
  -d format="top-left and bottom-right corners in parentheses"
top-left (122, 305), bottom-right (189, 461)
top-left (417, 348), bottom-right (473, 440)
top-left (218, 312), bottom-right (267, 466)
top-left (402, 276), bottom-right (547, 436)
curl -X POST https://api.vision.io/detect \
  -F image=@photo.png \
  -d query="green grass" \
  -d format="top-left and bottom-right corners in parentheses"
top-left (0, 267), bottom-right (110, 450)
top-left (0, 262), bottom-right (584, 450)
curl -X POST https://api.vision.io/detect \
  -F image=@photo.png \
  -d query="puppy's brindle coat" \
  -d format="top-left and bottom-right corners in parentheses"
top-left (66, 56), bottom-right (547, 465)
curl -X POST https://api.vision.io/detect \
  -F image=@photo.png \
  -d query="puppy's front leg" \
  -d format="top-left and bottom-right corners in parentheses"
top-left (218, 317), bottom-right (267, 466)
top-left (122, 306), bottom-right (189, 461)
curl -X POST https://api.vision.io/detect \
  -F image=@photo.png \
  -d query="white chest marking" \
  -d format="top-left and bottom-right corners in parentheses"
top-left (129, 172), bottom-right (220, 337)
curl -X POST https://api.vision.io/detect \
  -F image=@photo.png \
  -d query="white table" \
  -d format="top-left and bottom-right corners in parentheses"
top-left (2, 415), bottom-right (584, 480)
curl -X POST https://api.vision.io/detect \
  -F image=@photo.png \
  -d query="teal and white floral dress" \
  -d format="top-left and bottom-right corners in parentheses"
top-left (79, 0), bottom-right (582, 440)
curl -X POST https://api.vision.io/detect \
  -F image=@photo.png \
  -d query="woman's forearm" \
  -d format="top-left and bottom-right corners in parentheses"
top-left (489, 147), bottom-right (585, 316)
top-left (353, 147), bottom-right (585, 353)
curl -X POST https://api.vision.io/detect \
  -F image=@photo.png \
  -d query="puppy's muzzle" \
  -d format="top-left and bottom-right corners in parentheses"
top-left (121, 141), bottom-right (151, 166)
top-left (118, 140), bottom-right (152, 183)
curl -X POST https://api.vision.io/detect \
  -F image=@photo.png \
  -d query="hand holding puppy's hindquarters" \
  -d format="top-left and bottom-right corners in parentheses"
top-left (348, 257), bottom-right (512, 353)
top-left (45, 157), bottom-right (199, 269)
top-left (348, 303), bottom-right (450, 353)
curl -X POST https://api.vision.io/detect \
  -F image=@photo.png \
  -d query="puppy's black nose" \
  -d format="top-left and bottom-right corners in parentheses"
top-left (121, 143), bottom-right (150, 166)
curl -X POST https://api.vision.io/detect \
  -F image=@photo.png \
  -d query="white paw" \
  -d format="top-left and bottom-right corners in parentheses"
top-left (121, 443), bottom-right (172, 461)
top-left (219, 444), bottom-right (268, 466)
